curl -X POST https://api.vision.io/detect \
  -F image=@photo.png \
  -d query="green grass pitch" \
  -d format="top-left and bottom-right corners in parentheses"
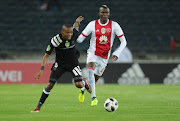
top-left (0, 84), bottom-right (180, 121)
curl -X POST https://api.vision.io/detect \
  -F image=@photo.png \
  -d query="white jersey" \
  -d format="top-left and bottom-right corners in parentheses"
top-left (77, 19), bottom-right (127, 61)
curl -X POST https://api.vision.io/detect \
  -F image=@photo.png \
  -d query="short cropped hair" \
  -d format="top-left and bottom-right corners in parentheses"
top-left (61, 24), bottom-right (72, 31)
top-left (101, 5), bottom-right (108, 9)
top-left (99, 5), bottom-right (110, 12)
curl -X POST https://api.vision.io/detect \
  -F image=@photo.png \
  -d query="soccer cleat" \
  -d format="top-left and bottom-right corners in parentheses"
top-left (91, 97), bottom-right (98, 107)
top-left (78, 89), bottom-right (85, 103)
top-left (31, 107), bottom-right (40, 112)
top-left (82, 78), bottom-right (92, 93)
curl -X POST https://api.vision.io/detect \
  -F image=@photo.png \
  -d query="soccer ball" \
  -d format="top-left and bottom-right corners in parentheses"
top-left (104, 98), bottom-right (118, 112)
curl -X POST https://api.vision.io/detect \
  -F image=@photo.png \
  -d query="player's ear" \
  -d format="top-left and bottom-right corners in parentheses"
top-left (98, 12), bottom-right (100, 17)
top-left (60, 30), bottom-right (63, 34)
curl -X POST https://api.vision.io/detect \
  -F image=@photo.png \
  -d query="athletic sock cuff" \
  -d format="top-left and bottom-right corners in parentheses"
top-left (43, 88), bottom-right (50, 95)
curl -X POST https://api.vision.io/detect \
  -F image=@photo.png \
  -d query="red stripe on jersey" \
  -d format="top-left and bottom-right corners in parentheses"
top-left (81, 33), bottom-right (88, 37)
top-left (95, 20), bottom-right (112, 59)
top-left (118, 34), bottom-right (124, 38)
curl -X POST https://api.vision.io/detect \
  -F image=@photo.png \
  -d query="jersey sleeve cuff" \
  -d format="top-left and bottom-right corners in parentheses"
top-left (81, 33), bottom-right (88, 37)
top-left (118, 34), bottom-right (124, 38)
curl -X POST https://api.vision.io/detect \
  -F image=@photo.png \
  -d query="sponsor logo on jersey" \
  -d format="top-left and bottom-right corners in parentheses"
top-left (99, 35), bottom-right (108, 44)
top-left (101, 28), bottom-right (106, 34)
top-left (117, 63), bottom-right (150, 85)
top-left (163, 64), bottom-right (180, 84)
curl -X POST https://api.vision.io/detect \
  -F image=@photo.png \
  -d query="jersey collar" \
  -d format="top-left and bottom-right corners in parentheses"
top-left (98, 19), bottom-right (109, 26)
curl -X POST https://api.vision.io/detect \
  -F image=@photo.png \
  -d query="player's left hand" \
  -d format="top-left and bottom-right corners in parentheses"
top-left (76, 16), bottom-right (84, 23)
top-left (112, 55), bottom-right (118, 61)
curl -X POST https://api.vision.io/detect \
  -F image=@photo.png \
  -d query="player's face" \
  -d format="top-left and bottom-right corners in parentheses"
top-left (61, 27), bottom-right (73, 40)
top-left (99, 8), bottom-right (110, 22)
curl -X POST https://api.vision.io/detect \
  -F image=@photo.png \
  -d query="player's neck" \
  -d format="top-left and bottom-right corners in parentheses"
top-left (100, 19), bottom-right (108, 24)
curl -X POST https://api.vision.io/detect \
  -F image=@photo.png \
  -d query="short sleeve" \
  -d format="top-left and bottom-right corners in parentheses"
top-left (45, 40), bottom-right (54, 55)
top-left (72, 28), bottom-right (79, 40)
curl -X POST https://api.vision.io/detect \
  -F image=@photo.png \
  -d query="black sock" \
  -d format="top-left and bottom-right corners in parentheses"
top-left (92, 97), bottom-right (96, 100)
top-left (37, 88), bottom-right (50, 109)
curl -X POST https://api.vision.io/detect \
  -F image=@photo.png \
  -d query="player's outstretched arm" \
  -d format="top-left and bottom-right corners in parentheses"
top-left (34, 53), bottom-right (50, 80)
top-left (73, 16), bottom-right (84, 30)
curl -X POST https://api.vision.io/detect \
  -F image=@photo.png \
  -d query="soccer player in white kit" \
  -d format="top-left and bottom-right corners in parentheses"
top-left (77, 5), bottom-right (127, 106)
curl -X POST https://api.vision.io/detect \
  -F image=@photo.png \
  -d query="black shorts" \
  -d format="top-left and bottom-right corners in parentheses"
top-left (49, 62), bottom-right (82, 84)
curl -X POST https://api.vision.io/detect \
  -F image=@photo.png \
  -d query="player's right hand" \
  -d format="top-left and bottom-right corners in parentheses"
top-left (112, 55), bottom-right (118, 61)
top-left (34, 70), bottom-right (43, 80)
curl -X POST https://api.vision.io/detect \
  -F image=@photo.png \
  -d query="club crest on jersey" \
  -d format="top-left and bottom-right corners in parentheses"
top-left (65, 41), bottom-right (70, 48)
top-left (99, 35), bottom-right (108, 44)
top-left (101, 28), bottom-right (106, 34)
top-left (107, 28), bottom-right (111, 33)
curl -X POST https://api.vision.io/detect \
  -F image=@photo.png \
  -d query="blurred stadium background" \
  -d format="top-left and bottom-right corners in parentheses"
top-left (0, 0), bottom-right (180, 61)
top-left (1, 1), bottom-right (180, 121)
top-left (0, 0), bottom-right (180, 85)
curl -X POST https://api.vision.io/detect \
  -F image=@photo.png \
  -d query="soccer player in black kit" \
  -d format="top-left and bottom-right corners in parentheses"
top-left (31, 16), bottom-right (89, 112)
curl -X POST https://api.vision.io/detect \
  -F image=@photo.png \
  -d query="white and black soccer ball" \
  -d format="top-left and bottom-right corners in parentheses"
top-left (104, 98), bottom-right (118, 112)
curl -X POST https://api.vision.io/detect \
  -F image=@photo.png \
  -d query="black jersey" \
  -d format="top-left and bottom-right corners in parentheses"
top-left (45, 29), bottom-right (80, 64)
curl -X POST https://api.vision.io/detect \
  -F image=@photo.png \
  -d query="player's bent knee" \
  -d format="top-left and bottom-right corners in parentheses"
top-left (74, 76), bottom-right (83, 88)
top-left (46, 82), bottom-right (55, 91)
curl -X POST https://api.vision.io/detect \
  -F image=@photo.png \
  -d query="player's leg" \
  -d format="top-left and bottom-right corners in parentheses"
top-left (31, 65), bottom-right (65, 112)
top-left (91, 60), bottom-right (106, 106)
top-left (71, 65), bottom-right (90, 103)
top-left (87, 62), bottom-right (96, 97)
top-left (85, 53), bottom-right (98, 106)
top-left (74, 76), bottom-right (85, 103)
top-left (31, 81), bottom-right (55, 112)
top-left (77, 78), bottom-right (90, 103)
top-left (82, 77), bottom-right (91, 93)
top-left (94, 57), bottom-right (106, 84)
top-left (32, 82), bottom-right (55, 112)
top-left (94, 74), bottom-right (101, 84)
top-left (71, 65), bottom-right (84, 88)
top-left (74, 78), bottom-right (90, 90)
top-left (87, 62), bottom-right (99, 106)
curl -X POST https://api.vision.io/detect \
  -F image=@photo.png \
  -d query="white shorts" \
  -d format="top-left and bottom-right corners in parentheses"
top-left (86, 52), bottom-right (108, 76)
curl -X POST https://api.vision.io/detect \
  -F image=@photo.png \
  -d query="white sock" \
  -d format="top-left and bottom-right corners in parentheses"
top-left (81, 80), bottom-right (86, 91)
top-left (88, 68), bottom-right (96, 98)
